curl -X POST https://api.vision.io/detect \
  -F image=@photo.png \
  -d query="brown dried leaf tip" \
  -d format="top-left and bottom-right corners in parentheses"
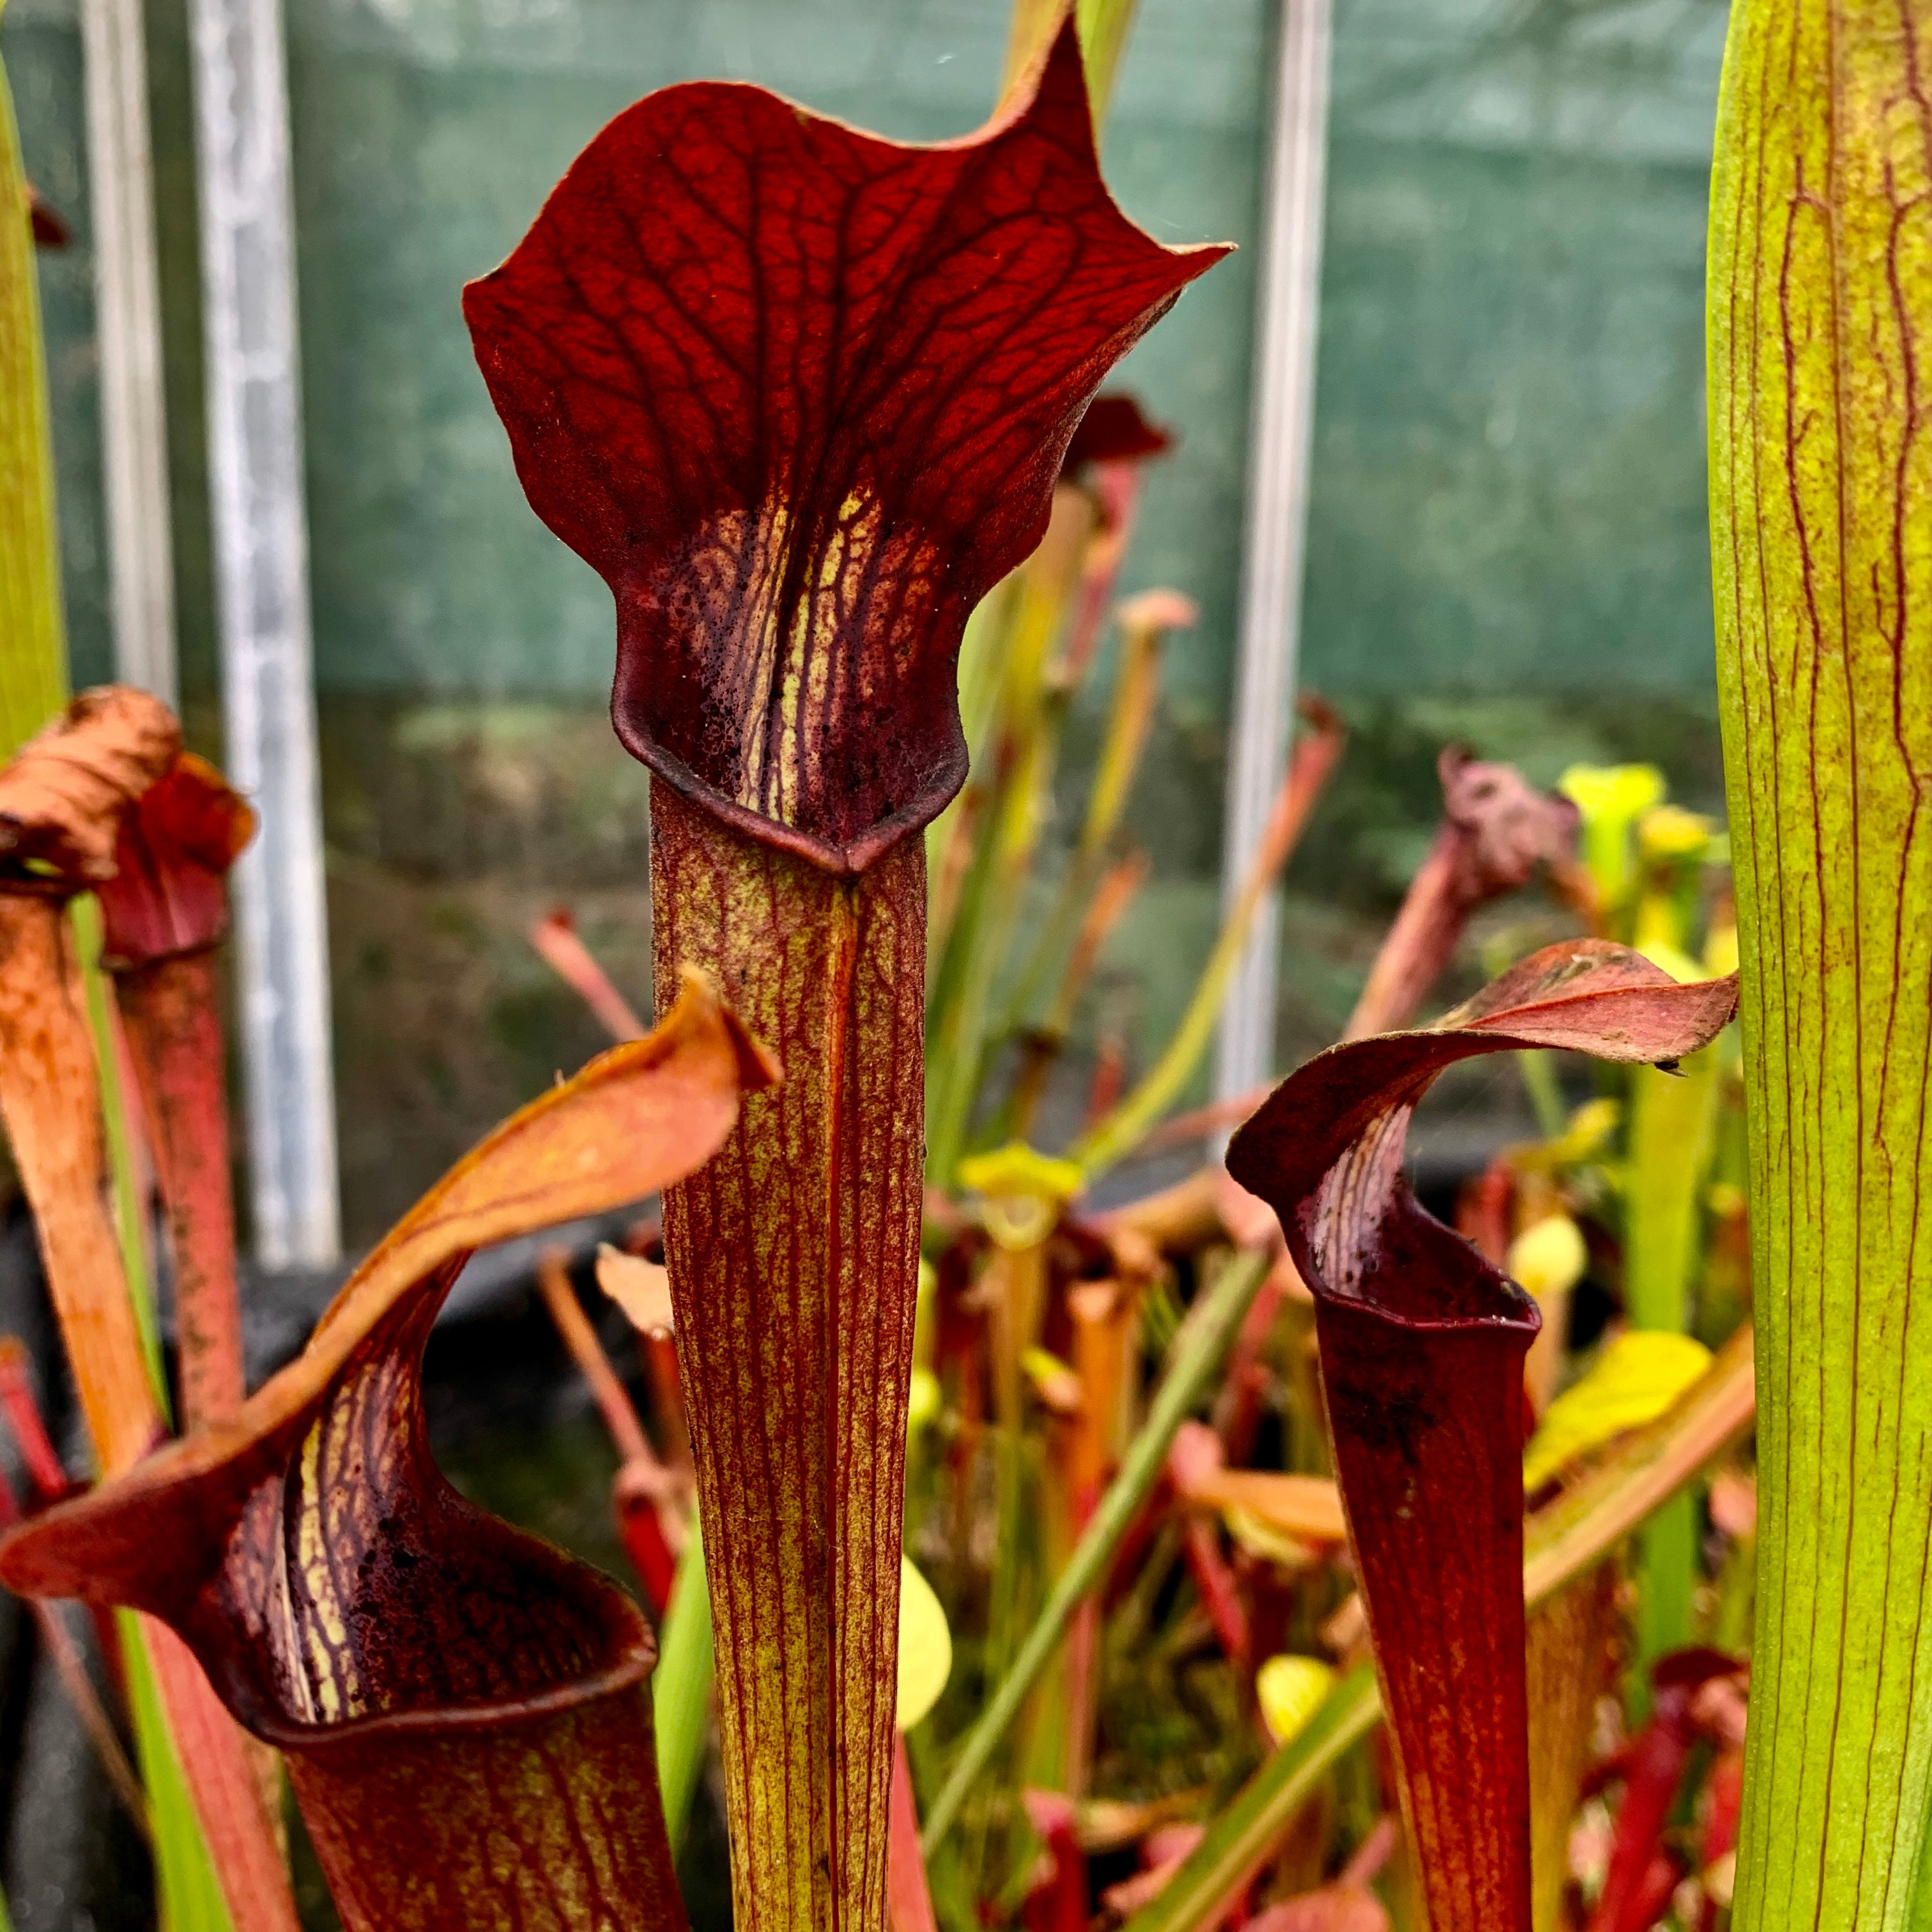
top-left (1344, 747), bottom-right (1584, 1040)
top-left (0, 970), bottom-right (776, 1932)
top-left (0, 689), bottom-right (180, 896)
top-left (96, 753), bottom-right (257, 968)
top-left (1436, 746), bottom-right (1580, 900)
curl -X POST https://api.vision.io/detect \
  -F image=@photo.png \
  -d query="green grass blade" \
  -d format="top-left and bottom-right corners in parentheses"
top-left (1623, 1049), bottom-right (1719, 1683)
top-left (1071, 714), bottom-right (1339, 1181)
top-left (0, 29), bottom-right (66, 755)
top-left (1118, 1667), bottom-right (1381, 1932)
top-left (5, 36), bottom-right (235, 1919)
top-left (72, 896), bottom-right (171, 1415)
top-left (1002, 0), bottom-right (1143, 115)
top-left (919, 1248), bottom-right (1271, 1854)
top-left (120, 1613), bottom-right (235, 1932)
top-left (654, 1512), bottom-right (716, 1852)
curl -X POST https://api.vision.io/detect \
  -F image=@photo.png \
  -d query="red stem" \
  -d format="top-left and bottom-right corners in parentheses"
top-left (114, 948), bottom-right (245, 1428)
top-left (108, 949), bottom-right (303, 1897)
top-left (643, 1330), bottom-right (694, 1477)
top-left (529, 908), bottom-right (648, 1043)
top-left (652, 786), bottom-right (926, 1932)
top-left (1055, 461), bottom-right (1142, 689)
top-left (1020, 1791), bottom-right (1089, 1932)
top-left (535, 1248), bottom-right (682, 1615)
top-left (1342, 827), bottom-right (1468, 1042)
top-left (887, 1735), bottom-right (939, 1932)
top-left (1590, 1652), bottom-right (1740, 1932)
top-left (1181, 1515), bottom-right (1250, 1665)
top-left (0, 1335), bottom-right (71, 1499)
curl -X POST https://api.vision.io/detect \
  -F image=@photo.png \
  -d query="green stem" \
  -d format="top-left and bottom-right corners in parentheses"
top-left (72, 897), bottom-right (169, 1416)
top-left (1071, 704), bottom-right (1340, 1180)
top-left (926, 586), bottom-right (1016, 924)
top-left (1517, 1050), bottom-right (1567, 1142)
top-left (1065, 915), bottom-right (1249, 1179)
top-left (997, 608), bottom-right (1165, 1042)
top-left (1632, 1493), bottom-right (1696, 1704)
top-left (1, 40), bottom-right (166, 1422)
top-left (0, 31), bottom-right (66, 756)
top-left (1708, 0), bottom-right (1932, 1917)
top-left (919, 1248), bottom-right (1271, 1853)
top-left (1624, 1049), bottom-right (1719, 1685)
top-left (1002, 0), bottom-right (1144, 115)
top-left (654, 1512), bottom-right (716, 1853)
top-left (121, 1613), bottom-right (235, 1932)
top-left (925, 496), bottom-right (1089, 1188)
top-left (1118, 1667), bottom-right (1381, 1932)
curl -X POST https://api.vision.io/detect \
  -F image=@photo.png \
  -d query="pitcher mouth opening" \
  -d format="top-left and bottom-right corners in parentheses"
top-left (247, 1636), bottom-right (657, 1756)
top-left (611, 697), bottom-right (964, 878)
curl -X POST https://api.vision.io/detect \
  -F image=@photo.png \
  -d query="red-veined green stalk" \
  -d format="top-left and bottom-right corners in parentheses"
top-left (1709, 0), bottom-right (1932, 1919)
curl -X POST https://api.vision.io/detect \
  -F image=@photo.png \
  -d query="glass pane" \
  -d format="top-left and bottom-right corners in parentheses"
top-left (1281, 0), bottom-right (1730, 1107)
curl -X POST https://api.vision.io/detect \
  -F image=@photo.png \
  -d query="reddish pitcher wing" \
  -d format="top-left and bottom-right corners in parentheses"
top-left (0, 972), bottom-right (772, 1932)
top-left (1225, 940), bottom-right (1737, 1932)
top-left (96, 752), bottom-right (256, 966)
top-left (464, 22), bottom-right (1226, 871)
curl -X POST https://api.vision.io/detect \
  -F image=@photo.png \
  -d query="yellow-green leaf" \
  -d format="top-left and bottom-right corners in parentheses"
top-left (0, 39), bottom-right (66, 754)
top-left (1223, 1506), bottom-right (1320, 1572)
top-left (907, 1368), bottom-right (942, 1434)
top-left (1522, 1332), bottom-right (1713, 1492)
top-left (958, 1142), bottom-right (1085, 1250)
top-left (956, 1141), bottom-right (1084, 1204)
top-left (1637, 803), bottom-right (1713, 866)
top-left (1255, 1655), bottom-right (1335, 1750)
top-left (1021, 1346), bottom-right (1083, 1416)
top-left (1514, 1097), bottom-right (1622, 1176)
top-left (1557, 763), bottom-right (1666, 908)
top-left (897, 1556), bottom-right (951, 1733)
top-left (1635, 938), bottom-right (1710, 988)
top-left (1506, 1215), bottom-right (1588, 1303)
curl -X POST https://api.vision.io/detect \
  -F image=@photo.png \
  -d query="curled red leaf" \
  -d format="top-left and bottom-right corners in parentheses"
top-left (0, 688), bottom-right (180, 895)
top-left (0, 972), bottom-right (776, 1932)
top-left (1227, 940), bottom-right (1738, 1932)
top-left (464, 24), bottom-right (1226, 873)
top-left (1061, 392), bottom-right (1174, 475)
top-left (96, 752), bottom-right (256, 968)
